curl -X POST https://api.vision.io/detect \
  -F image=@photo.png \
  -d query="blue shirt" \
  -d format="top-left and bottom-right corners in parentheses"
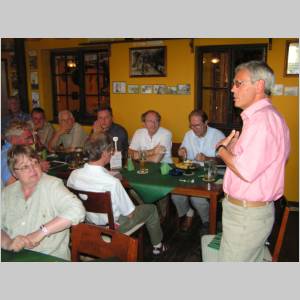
top-left (181, 126), bottom-right (225, 160)
top-left (1, 142), bottom-right (12, 185)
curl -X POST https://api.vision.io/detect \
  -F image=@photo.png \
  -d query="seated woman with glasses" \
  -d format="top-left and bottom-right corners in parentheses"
top-left (1, 145), bottom-right (85, 260)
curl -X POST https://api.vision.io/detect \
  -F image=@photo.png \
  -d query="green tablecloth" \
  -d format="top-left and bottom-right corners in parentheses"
top-left (120, 162), bottom-right (223, 204)
top-left (1, 249), bottom-right (67, 262)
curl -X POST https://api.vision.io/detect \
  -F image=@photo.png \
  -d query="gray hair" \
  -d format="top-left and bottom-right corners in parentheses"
top-left (84, 133), bottom-right (113, 162)
top-left (235, 60), bottom-right (275, 96)
top-left (58, 110), bottom-right (74, 121)
top-left (4, 121), bottom-right (31, 140)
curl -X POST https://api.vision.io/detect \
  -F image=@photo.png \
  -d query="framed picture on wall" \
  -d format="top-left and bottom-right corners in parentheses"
top-left (177, 84), bottom-right (191, 95)
top-left (112, 81), bottom-right (126, 93)
top-left (166, 86), bottom-right (177, 94)
top-left (127, 84), bottom-right (140, 94)
top-left (141, 85), bottom-right (153, 94)
top-left (129, 46), bottom-right (167, 77)
top-left (153, 85), bottom-right (167, 94)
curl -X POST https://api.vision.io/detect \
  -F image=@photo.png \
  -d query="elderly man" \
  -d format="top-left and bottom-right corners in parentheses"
top-left (29, 107), bottom-right (54, 150)
top-left (214, 61), bottom-right (290, 261)
top-left (128, 110), bottom-right (172, 218)
top-left (1, 96), bottom-right (30, 137)
top-left (171, 110), bottom-right (225, 232)
top-left (48, 110), bottom-right (87, 152)
top-left (90, 106), bottom-right (128, 157)
top-left (1, 121), bottom-right (50, 186)
top-left (67, 133), bottom-right (167, 255)
top-left (1, 145), bottom-right (85, 260)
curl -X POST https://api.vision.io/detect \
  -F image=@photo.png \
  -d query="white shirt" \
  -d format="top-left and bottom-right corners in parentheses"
top-left (181, 126), bottom-right (225, 160)
top-left (129, 127), bottom-right (173, 163)
top-left (67, 163), bottom-right (135, 225)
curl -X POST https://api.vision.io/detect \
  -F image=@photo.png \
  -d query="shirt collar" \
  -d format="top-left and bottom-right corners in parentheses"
top-left (241, 98), bottom-right (272, 121)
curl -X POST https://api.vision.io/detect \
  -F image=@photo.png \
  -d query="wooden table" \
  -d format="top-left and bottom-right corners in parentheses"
top-left (121, 176), bottom-right (223, 235)
top-left (1, 248), bottom-right (67, 262)
top-left (49, 161), bottom-right (224, 235)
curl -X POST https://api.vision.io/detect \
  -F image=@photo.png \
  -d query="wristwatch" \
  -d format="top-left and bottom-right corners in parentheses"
top-left (40, 224), bottom-right (49, 236)
top-left (216, 144), bottom-right (227, 156)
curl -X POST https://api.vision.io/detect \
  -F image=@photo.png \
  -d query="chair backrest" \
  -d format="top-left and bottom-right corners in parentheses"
top-left (68, 187), bottom-right (115, 230)
top-left (71, 223), bottom-right (138, 262)
top-left (269, 197), bottom-right (299, 262)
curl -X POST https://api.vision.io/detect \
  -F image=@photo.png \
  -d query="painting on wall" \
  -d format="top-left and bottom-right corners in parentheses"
top-left (130, 46), bottom-right (166, 77)
top-left (112, 81), bottom-right (126, 93)
top-left (141, 85), bottom-right (153, 94)
top-left (153, 85), bottom-right (167, 94)
top-left (127, 84), bottom-right (140, 94)
top-left (177, 84), bottom-right (191, 95)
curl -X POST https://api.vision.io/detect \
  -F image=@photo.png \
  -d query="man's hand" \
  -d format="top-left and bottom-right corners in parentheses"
top-left (195, 153), bottom-right (207, 162)
top-left (153, 144), bottom-right (166, 155)
top-left (92, 120), bottom-right (104, 134)
top-left (40, 160), bottom-right (50, 172)
top-left (216, 129), bottom-right (240, 153)
top-left (178, 147), bottom-right (187, 161)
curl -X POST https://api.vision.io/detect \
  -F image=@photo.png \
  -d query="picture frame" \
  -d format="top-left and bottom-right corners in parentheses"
top-left (177, 84), bottom-right (191, 95)
top-left (129, 46), bottom-right (166, 77)
top-left (166, 86), bottom-right (177, 95)
top-left (30, 71), bottom-right (39, 89)
top-left (127, 84), bottom-right (140, 94)
top-left (112, 81), bottom-right (126, 94)
top-left (153, 84), bottom-right (167, 94)
top-left (141, 85), bottom-right (153, 94)
top-left (284, 40), bottom-right (299, 77)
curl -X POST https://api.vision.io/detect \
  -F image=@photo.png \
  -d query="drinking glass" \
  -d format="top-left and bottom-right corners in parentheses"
top-left (138, 150), bottom-right (148, 174)
top-left (203, 160), bottom-right (217, 182)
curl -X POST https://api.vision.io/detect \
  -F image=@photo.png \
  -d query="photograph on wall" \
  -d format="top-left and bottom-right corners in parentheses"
top-left (127, 84), bottom-right (140, 94)
top-left (112, 81), bottom-right (126, 93)
top-left (30, 71), bottom-right (39, 89)
top-left (28, 53), bottom-right (38, 70)
top-left (141, 85), bottom-right (153, 94)
top-left (177, 84), bottom-right (191, 95)
top-left (166, 86), bottom-right (177, 94)
top-left (153, 84), bottom-right (167, 94)
top-left (32, 91), bottom-right (40, 108)
top-left (130, 46), bottom-right (166, 77)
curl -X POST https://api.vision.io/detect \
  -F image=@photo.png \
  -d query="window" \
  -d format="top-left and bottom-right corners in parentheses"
top-left (196, 44), bottom-right (267, 134)
top-left (51, 49), bottom-right (110, 124)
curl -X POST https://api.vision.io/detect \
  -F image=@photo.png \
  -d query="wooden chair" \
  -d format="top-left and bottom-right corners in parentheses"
top-left (68, 187), bottom-right (144, 260)
top-left (201, 197), bottom-right (297, 262)
top-left (71, 223), bottom-right (138, 262)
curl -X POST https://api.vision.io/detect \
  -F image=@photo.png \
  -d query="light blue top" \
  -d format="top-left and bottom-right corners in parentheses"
top-left (1, 142), bottom-right (12, 185)
top-left (181, 126), bottom-right (225, 160)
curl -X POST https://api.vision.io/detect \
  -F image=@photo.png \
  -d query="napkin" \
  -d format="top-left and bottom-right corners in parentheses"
top-left (208, 232), bottom-right (222, 250)
top-left (160, 162), bottom-right (172, 175)
top-left (127, 158), bottom-right (135, 171)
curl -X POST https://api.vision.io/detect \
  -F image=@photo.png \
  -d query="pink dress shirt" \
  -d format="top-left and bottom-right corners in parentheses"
top-left (223, 98), bottom-right (290, 202)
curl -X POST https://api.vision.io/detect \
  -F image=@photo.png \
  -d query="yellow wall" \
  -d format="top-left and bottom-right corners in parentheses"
top-left (24, 38), bottom-right (299, 201)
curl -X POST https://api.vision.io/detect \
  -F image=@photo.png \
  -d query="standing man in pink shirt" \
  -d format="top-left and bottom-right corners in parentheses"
top-left (215, 61), bottom-right (290, 261)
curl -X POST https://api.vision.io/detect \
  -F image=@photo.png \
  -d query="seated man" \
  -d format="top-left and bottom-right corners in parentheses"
top-left (171, 109), bottom-right (225, 232)
top-left (48, 110), bottom-right (87, 152)
top-left (28, 107), bottom-right (54, 150)
top-left (1, 121), bottom-right (50, 186)
top-left (128, 110), bottom-right (172, 218)
top-left (67, 133), bottom-right (167, 255)
top-left (89, 106), bottom-right (128, 158)
top-left (128, 110), bottom-right (172, 163)
top-left (1, 145), bottom-right (85, 260)
top-left (1, 96), bottom-right (30, 138)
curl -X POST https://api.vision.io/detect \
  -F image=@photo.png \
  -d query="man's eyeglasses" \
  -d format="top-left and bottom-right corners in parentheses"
top-left (232, 79), bottom-right (251, 88)
top-left (189, 123), bottom-right (205, 129)
top-left (14, 160), bottom-right (40, 172)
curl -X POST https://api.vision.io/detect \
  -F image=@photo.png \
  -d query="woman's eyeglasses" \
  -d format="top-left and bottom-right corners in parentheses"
top-left (14, 160), bottom-right (40, 172)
